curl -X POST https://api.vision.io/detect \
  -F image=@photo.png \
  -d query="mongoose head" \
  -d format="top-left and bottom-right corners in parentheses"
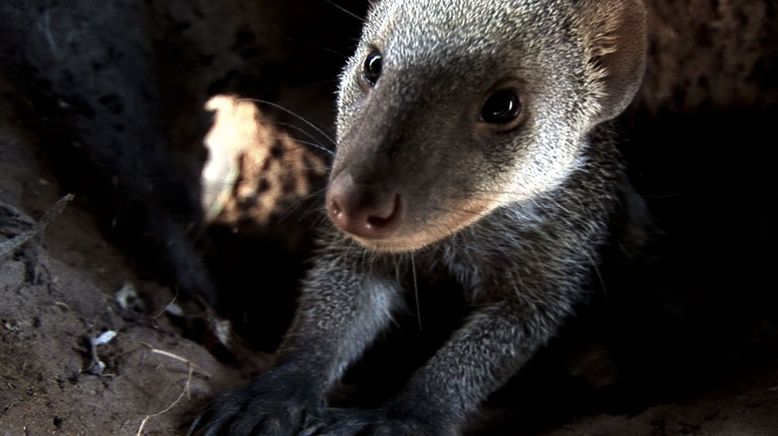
top-left (327, 0), bottom-right (646, 252)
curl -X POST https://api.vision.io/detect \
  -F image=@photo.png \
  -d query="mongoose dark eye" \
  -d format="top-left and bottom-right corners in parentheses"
top-left (481, 89), bottom-right (522, 126)
top-left (363, 50), bottom-right (383, 86)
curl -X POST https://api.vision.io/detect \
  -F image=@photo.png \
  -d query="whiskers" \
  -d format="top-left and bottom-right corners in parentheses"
top-left (273, 120), bottom-right (336, 158)
top-left (410, 252), bottom-right (423, 331)
top-left (323, 0), bottom-right (366, 22)
top-left (237, 97), bottom-right (337, 155)
top-left (276, 186), bottom-right (328, 224)
top-left (200, 96), bottom-right (337, 226)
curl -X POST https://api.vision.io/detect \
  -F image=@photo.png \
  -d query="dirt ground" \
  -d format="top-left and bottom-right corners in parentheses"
top-left (1, 1), bottom-right (778, 435)
top-left (0, 89), bottom-right (249, 435)
top-left (3, 113), bottom-right (778, 436)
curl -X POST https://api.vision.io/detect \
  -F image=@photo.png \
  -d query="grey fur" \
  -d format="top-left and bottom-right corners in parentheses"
top-left (193, 0), bottom-right (646, 434)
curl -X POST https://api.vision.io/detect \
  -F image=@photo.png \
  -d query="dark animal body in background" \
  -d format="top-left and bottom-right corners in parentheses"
top-left (0, 0), bottom-right (219, 303)
top-left (193, 0), bottom-right (650, 434)
top-left (0, 0), bottom-right (367, 343)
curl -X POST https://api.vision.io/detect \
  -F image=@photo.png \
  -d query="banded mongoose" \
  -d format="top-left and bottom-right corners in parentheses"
top-left (193, 0), bottom-right (647, 434)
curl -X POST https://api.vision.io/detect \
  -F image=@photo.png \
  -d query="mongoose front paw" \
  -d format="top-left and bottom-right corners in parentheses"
top-left (307, 407), bottom-right (455, 436)
top-left (189, 367), bottom-right (321, 436)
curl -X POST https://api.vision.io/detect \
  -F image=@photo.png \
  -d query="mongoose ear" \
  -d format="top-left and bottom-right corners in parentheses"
top-left (577, 0), bottom-right (647, 124)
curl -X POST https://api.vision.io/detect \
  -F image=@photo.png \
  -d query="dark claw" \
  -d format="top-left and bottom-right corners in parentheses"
top-left (187, 413), bottom-right (204, 436)
top-left (189, 366), bottom-right (322, 436)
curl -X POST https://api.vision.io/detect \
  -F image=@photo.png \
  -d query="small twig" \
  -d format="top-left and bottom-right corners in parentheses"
top-left (154, 289), bottom-right (180, 319)
top-left (136, 363), bottom-right (194, 436)
top-left (141, 344), bottom-right (212, 379)
top-left (0, 194), bottom-right (74, 257)
top-left (135, 346), bottom-right (212, 435)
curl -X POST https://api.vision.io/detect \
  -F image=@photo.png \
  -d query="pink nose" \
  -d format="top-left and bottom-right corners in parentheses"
top-left (327, 174), bottom-right (403, 240)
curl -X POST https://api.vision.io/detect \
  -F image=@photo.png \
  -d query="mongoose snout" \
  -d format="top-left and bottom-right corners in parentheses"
top-left (327, 173), bottom-right (404, 240)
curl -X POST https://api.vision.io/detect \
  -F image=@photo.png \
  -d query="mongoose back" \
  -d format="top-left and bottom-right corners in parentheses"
top-left (193, 0), bottom-right (647, 434)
